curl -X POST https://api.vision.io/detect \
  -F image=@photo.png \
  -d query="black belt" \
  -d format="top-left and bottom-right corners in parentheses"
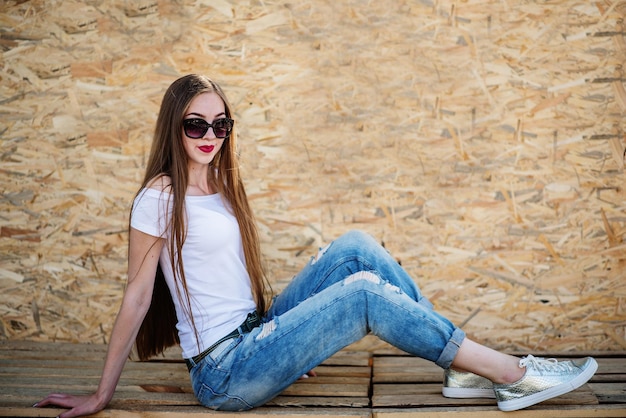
top-left (185, 311), bottom-right (261, 371)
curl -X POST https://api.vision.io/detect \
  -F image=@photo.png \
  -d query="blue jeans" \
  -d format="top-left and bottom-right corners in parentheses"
top-left (188, 230), bottom-right (465, 410)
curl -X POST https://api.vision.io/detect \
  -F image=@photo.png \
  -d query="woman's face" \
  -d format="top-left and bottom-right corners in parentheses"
top-left (182, 92), bottom-right (228, 168)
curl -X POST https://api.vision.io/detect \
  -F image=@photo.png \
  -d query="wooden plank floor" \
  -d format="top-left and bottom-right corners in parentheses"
top-left (1, 341), bottom-right (624, 417)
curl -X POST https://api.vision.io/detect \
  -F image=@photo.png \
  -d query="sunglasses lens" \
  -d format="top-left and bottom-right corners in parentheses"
top-left (183, 119), bottom-right (208, 138)
top-left (213, 118), bottom-right (232, 138)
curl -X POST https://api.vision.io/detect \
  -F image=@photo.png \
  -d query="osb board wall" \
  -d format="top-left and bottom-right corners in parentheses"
top-left (0, 0), bottom-right (624, 354)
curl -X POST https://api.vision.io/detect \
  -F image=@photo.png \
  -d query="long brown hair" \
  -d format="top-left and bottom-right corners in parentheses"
top-left (133, 74), bottom-right (269, 360)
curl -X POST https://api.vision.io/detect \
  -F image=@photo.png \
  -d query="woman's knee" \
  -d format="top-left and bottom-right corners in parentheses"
top-left (312, 231), bottom-right (371, 263)
top-left (339, 229), bottom-right (375, 242)
top-left (333, 231), bottom-right (426, 304)
top-left (334, 230), bottom-right (381, 255)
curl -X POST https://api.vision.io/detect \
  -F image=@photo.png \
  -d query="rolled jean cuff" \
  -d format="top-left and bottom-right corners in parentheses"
top-left (435, 328), bottom-right (466, 369)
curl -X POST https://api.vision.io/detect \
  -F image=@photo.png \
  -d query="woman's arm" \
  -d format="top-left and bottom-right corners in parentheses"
top-left (35, 228), bottom-right (165, 418)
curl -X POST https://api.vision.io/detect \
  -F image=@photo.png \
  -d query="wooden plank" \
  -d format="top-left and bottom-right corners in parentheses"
top-left (0, 361), bottom-right (188, 375)
top-left (373, 356), bottom-right (440, 383)
top-left (321, 351), bottom-right (372, 367)
top-left (0, 341), bottom-right (370, 365)
top-left (314, 365), bottom-right (372, 378)
top-left (289, 376), bottom-right (371, 386)
top-left (269, 396), bottom-right (371, 408)
top-left (0, 364), bottom-right (189, 380)
top-left (1, 386), bottom-right (196, 404)
top-left (373, 383), bottom-right (493, 408)
top-left (373, 404), bottom-right (626, 417)
top-left (0, 358), bottom-right (186, 372)
top-left (595, 358), bottom-right (626, 375)
top-left (1, 405), bottom-right (373, 418)
top-left (0, 341), bottom-right (108, 361)
top-left (588, 382), bottom-right (626, 404)
top-left (0, 376), bottom-right (370, 397)
top-left (0, 377), bottom-right (191, 392)
top-left (282, 383), bottom-right (368, 398)
top-left (2, 388), bottom-right (371, 412)
top-left (372, 383), bottom-right (599, 408)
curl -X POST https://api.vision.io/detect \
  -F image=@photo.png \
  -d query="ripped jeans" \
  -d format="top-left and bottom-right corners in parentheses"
top-left (189, 230), bottom-right (465, 410)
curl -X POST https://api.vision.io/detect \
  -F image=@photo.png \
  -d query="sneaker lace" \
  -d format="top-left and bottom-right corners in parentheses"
top-left (519, 354), bottom-right (569, 372)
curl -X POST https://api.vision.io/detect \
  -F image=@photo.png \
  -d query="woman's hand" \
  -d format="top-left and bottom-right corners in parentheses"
top-left (299, 370), bottom-right (318, 379)
top-left (33, 392), bottom-right (109, 418)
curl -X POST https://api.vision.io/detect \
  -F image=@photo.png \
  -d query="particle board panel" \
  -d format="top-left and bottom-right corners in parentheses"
top-left (0, 0), bottom-right (624, 355)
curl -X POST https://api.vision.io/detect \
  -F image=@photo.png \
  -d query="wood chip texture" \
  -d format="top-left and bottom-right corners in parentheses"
top-left (0, 0), bottom-right (624, 353)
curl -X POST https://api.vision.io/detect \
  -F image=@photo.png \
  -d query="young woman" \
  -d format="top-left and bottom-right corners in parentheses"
top-left (35, 74), bottom-right (597, 416)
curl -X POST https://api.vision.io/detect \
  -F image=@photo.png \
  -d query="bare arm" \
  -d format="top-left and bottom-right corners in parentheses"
top-left (35, 228), bottom-right (165, 417)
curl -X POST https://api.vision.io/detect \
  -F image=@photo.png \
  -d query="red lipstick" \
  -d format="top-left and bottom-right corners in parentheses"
top-left (199, 145), bottom-right (214, 153)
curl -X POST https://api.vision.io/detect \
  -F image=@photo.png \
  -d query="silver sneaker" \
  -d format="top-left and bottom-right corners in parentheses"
top-left (494, 355), bottom-right (598, 411)
top-left (442, 369), bottom-right (496, 398)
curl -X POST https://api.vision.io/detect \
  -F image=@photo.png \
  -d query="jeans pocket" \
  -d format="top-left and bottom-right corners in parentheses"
top-left (197, 382), bottom-right (253, 411)
top-left (208, 337), bottom-right (239, 363)
top-left (191, 338), bottom-right (242, 407)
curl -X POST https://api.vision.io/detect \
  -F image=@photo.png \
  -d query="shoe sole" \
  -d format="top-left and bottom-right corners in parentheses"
top-left (497, 358), bottom-right (598, 412)
top-left (442, 387), bottom-right (496, 399)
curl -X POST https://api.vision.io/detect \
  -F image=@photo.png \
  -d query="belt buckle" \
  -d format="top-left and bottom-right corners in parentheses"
top-left (242, 311), bottom-right (260, 332)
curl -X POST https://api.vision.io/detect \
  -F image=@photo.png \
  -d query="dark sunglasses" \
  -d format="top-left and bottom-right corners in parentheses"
top-left (183, 117), bottom-right (234, 139)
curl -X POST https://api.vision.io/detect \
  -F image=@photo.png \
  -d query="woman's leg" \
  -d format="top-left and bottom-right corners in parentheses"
top-left (267, 230), bottom-right (431, 319)
top-left (267, 231), bottom-right (522, 386)
top-left (452, 338), bottom-right (524, 384)
top-left (190, 252), bottom-right (463, 410)
top-left (274, 230), bottom-right (519, 385)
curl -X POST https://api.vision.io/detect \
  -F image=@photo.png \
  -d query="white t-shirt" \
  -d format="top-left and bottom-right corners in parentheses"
top-left (130, 187), bottom-right (256, 358)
